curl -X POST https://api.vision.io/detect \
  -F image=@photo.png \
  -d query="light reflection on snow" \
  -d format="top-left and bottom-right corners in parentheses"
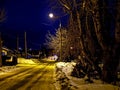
top-left (55, 62), bottom-right (120, 90)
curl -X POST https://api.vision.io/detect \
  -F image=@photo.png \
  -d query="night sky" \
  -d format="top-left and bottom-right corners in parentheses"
top-left (0, 0), bottom-right (65, 50)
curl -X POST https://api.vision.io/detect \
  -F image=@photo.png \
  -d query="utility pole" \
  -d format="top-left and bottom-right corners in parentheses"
top-left (24, 32), bottom-right (27, 58)
top-left (59, 21), bottom-right (62, 61)
top-left (0, 32), bottom-right (2, 67)
top-left (48, 13), bottom-right (62, 61)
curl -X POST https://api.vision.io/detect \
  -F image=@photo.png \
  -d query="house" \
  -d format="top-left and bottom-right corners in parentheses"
top-left (2, 47), bottom-right (17, 65)
top-left (2, 47), bottom-right (10, 56)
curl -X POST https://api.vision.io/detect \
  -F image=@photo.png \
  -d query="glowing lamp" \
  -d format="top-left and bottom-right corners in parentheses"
top-left (49, 13), bottom-right (54, 18)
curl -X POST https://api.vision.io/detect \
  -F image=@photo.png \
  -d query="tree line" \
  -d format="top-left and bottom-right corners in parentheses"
top-left (46, 0), bottom-right (120, 84)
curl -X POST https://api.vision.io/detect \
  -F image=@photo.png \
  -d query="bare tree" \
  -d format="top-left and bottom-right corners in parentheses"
top-left (0, 8), bottom-right (5, 67)
top-left (49, 0), bottom-right (120, 83)
top-left (85, 0), bottom-right (120, 83)
top-left (0, 32), bottom-right (2, 67)
top-left (0, 9), bottom-right (6, 22)
top-left (46, 27), bottom-right (70, 61)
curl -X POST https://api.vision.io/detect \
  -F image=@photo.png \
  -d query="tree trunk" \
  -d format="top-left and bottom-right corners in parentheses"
top-left (93, 0), bottom-right (119, 83)
top-left (0, 32), bottom-right (2, 67)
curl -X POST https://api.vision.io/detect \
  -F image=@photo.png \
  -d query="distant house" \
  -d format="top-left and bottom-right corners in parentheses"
top-left (2, 47), bottom-right (17, 65)
top-left (2, 47), bottom-right (9, 55)
top-left (2, 47), bottom-right (13, 56)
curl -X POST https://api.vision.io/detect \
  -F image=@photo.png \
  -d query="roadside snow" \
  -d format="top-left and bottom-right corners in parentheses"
top-left (54, 61), bottom-right (120, 90)
top-left (0, 58), bottom-right (40, 75)
top-left (18, 58), bottom-right (40, 64)
top-left (0, 58), bottom-right (119, 90)
top-left (0, 66), bottom-right (19, 75)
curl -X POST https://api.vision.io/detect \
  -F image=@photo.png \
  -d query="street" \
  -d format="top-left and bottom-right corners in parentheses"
top-left (0, 59), bottom-right (56, 90)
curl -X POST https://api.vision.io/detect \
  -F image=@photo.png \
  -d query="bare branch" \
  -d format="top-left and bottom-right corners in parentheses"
top-left (0, 8), bottom-right (6, 22)
top-left (58, 0), bottom-right (70, 10)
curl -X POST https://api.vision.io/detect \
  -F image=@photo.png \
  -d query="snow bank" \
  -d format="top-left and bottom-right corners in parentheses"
top-left (55, 61), bottom-right (120, 90)
top-left (55, 62), bottom-right (76, 74)
top-left (0, 66), bottom-right (19, 75)
top-left (18, 58), bottom-right (40, 64)
top-left (54, 62), bottom-right (76, 89)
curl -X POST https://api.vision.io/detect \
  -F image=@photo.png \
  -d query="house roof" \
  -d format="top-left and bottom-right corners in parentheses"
top-left (2, 47), bottom-right (13, 52)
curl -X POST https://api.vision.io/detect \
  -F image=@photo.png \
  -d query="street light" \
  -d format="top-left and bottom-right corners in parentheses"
top-left (48, 13), bottom-right (61, 27)
top-left (49, 13), bottom-right (54, 18)
top-left (49, 13), bottom-right (62, 61)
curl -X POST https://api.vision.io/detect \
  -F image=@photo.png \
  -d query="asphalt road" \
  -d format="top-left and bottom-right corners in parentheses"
top-left (0, 59), bottom-right (56, 90)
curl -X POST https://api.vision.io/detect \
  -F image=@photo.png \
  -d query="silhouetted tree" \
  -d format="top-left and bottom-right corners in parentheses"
top-left (49, 0), bottom-right (120, 83)
top-left (0, 8), bottom-right (6, 67)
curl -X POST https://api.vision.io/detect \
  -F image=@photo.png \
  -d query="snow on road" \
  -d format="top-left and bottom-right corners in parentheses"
top-left (0, 58), bottom-right (56, 90)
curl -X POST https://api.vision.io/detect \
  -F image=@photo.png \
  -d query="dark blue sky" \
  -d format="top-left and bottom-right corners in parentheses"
top-left (0, 0), bottom-right (65, 50)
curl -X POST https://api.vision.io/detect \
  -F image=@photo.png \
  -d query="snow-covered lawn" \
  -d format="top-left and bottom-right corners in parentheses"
top-left (54, 62), bottom-right (120, 90)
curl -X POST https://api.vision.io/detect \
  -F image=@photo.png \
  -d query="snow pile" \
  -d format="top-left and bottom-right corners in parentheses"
top-left (0, 66), bottom-right (19, 75)
top-left (55, 61), bottom-right (120, 90)
top-left (54, 62), bottom-right (76, 90)
top-left (18, 58), bottom-right (40, 64)
top-left (55, 62), bottom-right (76, 74)
top-left (0, 58), bottom-right (40, 75)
